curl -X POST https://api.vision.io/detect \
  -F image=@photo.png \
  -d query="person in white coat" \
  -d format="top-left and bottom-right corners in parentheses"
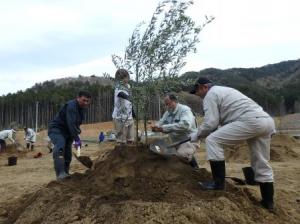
top-left (189, 77), bottom-right (276, 212)
top-left (24, 127), bottom-right (36, 150)
top-left (112, 69), bottom-right (135, 144)
top-left (0, 129), bottom-right (16, 152)
top-left (151, 93), bottom-right (199, 168)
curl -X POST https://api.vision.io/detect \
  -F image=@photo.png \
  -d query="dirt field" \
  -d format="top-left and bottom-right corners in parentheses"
top-left (0, 121), bottom-right (300, 224)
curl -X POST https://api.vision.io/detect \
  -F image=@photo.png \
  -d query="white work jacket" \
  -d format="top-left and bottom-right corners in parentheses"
top-left (25, 128), bottom-right (36, 143)
top-left (0, 130), bottom-right (16, 143)
top-left (159, 103), bottom-right (197, 142)
top-left (197, 86), bottom-right (271, 138)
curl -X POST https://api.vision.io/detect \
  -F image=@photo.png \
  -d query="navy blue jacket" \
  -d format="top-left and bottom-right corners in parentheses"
top-left (48, 99), bottom-right (85, 138)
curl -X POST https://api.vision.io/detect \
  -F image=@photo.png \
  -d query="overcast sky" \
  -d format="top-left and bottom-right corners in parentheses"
top-left (0, 0), bottom-right (299, 95)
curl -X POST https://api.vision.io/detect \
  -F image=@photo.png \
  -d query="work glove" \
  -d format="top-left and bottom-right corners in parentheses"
top-left (189, 132), bottom-right (199, 142)
top-left (151, 126), bottom-right (163, 132)
top-left (74, 136), bottom-right (80, 142)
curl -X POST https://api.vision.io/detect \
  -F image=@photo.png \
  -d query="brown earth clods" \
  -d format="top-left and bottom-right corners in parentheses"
top-left (3, 145), bottom-right (292, 224)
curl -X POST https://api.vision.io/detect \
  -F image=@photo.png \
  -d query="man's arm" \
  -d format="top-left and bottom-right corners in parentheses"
top-left (196, 93), bottom-right (220, 138)
top-left (8, 131), bottom-right (15, 144)
top-left (66, 104), bottom-right (81, 138)
top-left (117, 91), bottom-right (130, 101)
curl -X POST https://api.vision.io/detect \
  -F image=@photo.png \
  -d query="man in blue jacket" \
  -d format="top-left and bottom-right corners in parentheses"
top-left (48, 91), bottom-right (91, 180)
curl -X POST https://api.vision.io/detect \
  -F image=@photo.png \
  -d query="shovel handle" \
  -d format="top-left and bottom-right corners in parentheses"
top-left (167, 137), bottom-right (191, 148)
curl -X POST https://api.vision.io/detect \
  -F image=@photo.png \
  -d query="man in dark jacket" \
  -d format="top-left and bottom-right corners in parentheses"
top-left (48, 91), bottom-right (91, 180)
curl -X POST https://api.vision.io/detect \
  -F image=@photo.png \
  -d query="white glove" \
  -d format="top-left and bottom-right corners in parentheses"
top-left (189, 132), bottom-right (199, 142)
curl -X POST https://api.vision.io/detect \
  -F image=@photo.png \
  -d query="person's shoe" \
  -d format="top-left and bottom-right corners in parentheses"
top-left (54, 156), bottom-right (69, 180)
top-left (57, 173), bottom-right (70, 181)
top-left (199, 160), bottom-right (225, 190)
top-left (189, 156), bottom-right (199, 169)
top-left (260, 200), bottom-right (274, 213)
top-left (199, 181), bottom-right (225, 190)
top-left (65, 162), bottom-right (70, 175)
top-left (259, 182), bottom-right (275, 213)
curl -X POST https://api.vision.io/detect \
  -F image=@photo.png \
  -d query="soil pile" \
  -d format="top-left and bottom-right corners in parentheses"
top-left (225, 134), bottom-right (300, 163)
top-left (4, 145), bottom-right (291, 224)
top-left (279, 113), bottom-right (300, 130)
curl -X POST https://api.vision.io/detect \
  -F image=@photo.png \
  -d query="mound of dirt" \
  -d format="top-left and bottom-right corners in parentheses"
top-left (278, 113), bottom-right (300, 130)
top-left (4, 145), bottom-right (291, 224)
top-left (225, 134), bottom-right (300, 163)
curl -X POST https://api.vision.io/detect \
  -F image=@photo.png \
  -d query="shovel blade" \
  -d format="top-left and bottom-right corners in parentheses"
top-left (73, 152), bottom-right (93, 168)
top-left (149, 139), bottom-right (175, 156)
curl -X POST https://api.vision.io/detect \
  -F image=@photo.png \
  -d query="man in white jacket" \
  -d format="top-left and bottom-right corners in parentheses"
top-left (152, 93), bottom-right (199, 168)
top-left (0, 129), bottom-right (16, 151)
top-left (24, 127), bottom-right (36, 150)
top-left (189, 77), bottom-right (276, 212)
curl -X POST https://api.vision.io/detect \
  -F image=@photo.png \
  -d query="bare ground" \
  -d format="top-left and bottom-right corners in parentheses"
top-left (0, 122), bottom-right (299, 224)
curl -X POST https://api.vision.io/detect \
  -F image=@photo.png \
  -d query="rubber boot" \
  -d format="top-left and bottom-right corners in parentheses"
top-left (189, 156), bottom-right (199, 169)
top-left (65, 161), bottom-right (71, 175)
top-left (199, 160), bottom-right (225, 190)
top-left (31, 144), bottom-right (34, 151)
top-left (54, 156), bottom-right (70, 180)
top-left (259, 182), bottom-right (274, 213)
top-left (26, 143), bottom-right (30, 149)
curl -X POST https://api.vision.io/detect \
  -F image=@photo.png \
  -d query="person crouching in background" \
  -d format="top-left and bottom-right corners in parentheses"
top-left (24, 127), bottom-right (36, 150)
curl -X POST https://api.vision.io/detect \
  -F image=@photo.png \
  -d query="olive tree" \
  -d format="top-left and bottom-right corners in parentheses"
top-left (112, 0), bottom-right (214, 142)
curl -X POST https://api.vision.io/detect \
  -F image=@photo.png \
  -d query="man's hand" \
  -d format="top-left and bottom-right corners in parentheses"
top-left (190, 132), bottom-right (199, 142)
top-left (151, 126), bottom-right (163, 132)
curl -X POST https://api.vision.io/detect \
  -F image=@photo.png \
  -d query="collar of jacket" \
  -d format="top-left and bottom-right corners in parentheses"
top-left (168, 103), bottom-right (180, 116)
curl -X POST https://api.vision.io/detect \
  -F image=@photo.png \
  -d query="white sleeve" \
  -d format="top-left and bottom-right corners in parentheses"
top-left (8, 131), bottom-right (15, 143)
top-left (197, 93), bottom-right (220, 138)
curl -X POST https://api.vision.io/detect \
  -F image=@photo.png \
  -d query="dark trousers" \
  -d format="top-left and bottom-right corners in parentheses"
top-left (0, 139), bottom-right (6, 152)
top-left (48, 130), bottom-right (73, 169)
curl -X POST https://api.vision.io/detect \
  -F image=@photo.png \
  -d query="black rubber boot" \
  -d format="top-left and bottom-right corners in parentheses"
top-left (31, 144), bottom-right (34, 150)
top-left (26, 143), bottom-right (30, 149)
top-left (54, 157), bottom-right (69, 180)
top-left (259, 182), bottom-right (274, 213)
top-left (189, 156), bottom-right (199, 169)
top-left (199, 160), bottom-right (225, 190)
top-left (65, 162), bottom-right (70, 175)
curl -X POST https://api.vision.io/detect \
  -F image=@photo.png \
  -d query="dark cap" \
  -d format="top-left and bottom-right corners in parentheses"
top-left (189, 77), bottom-right (212, 94)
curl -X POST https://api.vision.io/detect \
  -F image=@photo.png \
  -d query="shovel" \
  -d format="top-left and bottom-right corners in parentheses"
top-left (166, 138), bottom-right (191, 148)
top-left (149, 138), bottom-right (191, 156)
top-left (72, 152), bottom-right (93, 169)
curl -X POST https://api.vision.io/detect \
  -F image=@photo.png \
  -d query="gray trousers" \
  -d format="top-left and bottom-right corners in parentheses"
top-left (114, 119), bottom-right (134, 143)
top-left (205, 116), bottom-right (275, 182)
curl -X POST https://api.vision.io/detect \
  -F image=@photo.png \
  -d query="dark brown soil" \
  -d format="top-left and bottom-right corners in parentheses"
top-left (3, 145), bottom-right (292, 224)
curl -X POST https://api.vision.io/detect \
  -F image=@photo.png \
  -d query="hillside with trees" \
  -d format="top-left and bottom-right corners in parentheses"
top-left (180, 59), bottom-right (300, 115)
top-left (1, 59), bottom-right (299, 130)
top-left (0, 76), bottom-right (115, 130)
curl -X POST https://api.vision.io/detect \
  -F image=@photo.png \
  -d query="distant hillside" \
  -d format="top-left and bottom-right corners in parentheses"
top-left (50, 75), bottom-right (113, 87)
top-left (180, 59), bottom-right (300, 114)
top-left (1, 59), bottom-right (300, 130)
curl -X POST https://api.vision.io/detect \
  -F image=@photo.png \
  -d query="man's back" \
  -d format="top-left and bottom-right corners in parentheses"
top-left (204, 86), bottom-right (269, 125)
top-left (0, 130), bottom-right (11, 139)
